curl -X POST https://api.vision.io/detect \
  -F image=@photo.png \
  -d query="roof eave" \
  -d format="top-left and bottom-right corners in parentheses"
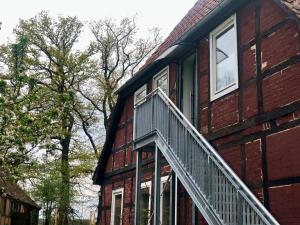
top-left (116, 0), bottom-right (247, 97)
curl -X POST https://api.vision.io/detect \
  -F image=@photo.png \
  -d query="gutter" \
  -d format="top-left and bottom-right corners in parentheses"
top-left (174, 0), bottom-right (246, 44)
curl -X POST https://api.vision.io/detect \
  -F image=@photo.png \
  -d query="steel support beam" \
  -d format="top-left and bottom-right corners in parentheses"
top-left (134, 150), bottom-right (142, 225)
top-left (192, 203), bottom-right (198, 225)
top-left (170, 171), bottom-right (176, 225)
top-left (154, 145), bottom-right (162, 225)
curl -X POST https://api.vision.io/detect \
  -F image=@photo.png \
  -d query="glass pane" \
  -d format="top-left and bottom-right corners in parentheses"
top-left (140, 187), bottom-right (150, 225)
top-left (156, 74), bottom-right (168, 94)
top-left (136, 88), bottom-right (146, 103)
top-left (162, 182), bottom-right (170, 225)
top-left (114, 194), bottom-right (122, 225)
top-left (215, 25), bottom-right (236, 92)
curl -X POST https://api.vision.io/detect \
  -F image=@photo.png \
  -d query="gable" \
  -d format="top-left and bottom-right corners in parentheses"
top-left (94, 0), bottom-right (300, 183)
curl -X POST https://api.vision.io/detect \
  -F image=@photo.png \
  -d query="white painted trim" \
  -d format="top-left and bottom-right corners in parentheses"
top-left (153, 66), bottom-right (169, 96)
top-left (133, 84), bottom-right (147, 141)
top-left (155, 45), bottom-right (179, 61)
top-left (110, 188), bottom-right (124, 225)
top-left (140, 180), bottom-right (152, 225)
top-left (209, 14), bottom-right (239, 101)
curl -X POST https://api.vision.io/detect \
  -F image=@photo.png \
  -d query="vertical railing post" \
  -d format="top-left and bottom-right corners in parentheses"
top-left (192, 203), bottom-right (198, 225)
top-left (134, 150), bottom-right (142, 225)
top-left (133, 104), bottom-right (136, 140)
top-left (167, 101), bottom-right (170, 145)
top-left (207, 156), bottom-right (212, 203)
top-left (237, 191), bottom-right (243, 225)
top-left (169, 171), bottom-right (176, 225)
top-left (154, 144), bottom-right (161, 225)
top-left (151, 95), bottom-right (155, 131)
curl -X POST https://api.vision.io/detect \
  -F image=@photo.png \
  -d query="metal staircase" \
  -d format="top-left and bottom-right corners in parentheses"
top-left (133, 88), bottom-right (280, 225)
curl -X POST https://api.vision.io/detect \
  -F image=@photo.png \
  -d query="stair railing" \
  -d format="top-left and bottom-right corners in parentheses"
top-left (134, 88), bottom-right (280, 225)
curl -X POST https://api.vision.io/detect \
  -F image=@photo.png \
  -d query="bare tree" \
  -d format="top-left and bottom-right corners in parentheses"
top-left (78, 17), bottom-right (161, 133)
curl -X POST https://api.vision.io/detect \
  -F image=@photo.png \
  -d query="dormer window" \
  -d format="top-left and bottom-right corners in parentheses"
top-left (210, 14), bottom-right (238, 101)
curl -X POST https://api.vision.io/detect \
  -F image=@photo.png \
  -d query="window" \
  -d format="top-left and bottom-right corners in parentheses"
top-left (140, 181), bottom-right (151, 225)
top-left (210, 14), bottom-right (238, 101)
top-left (160, 176), bottom-right (170, 225)
top-left (153, 67), bottom-right (169, 95)
top-left (134, 84), bottom-right (147, 105)
top-left (110, 188), bottom-right (124, 225)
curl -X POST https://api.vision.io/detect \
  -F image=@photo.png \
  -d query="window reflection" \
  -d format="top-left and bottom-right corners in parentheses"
top-left (113, 194), bottom-right (122, 225)
top-left (215, 25), bottom-right (236, 92)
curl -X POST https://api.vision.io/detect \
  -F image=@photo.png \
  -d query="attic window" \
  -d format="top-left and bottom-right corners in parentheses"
top-left (134, 84), bottom-right (147, 105)
top-left (153, 67), bottom-right (169, 95)
top-left (210, 14), bottom-right (238, 101)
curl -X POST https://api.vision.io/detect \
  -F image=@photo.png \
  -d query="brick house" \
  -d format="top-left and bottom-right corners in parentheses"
top-left (93, 0), bottom-right (300, 225)
top-left (0, 171), bottom-right (40, 225)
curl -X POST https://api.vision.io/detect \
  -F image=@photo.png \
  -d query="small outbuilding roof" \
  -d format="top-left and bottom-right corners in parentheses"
top-left (0, 170), bottom-right (40, 209)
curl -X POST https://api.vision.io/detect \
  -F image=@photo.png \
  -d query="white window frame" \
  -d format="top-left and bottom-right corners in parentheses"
top-left (110, 188), bottom-right (124, 225)
top-left (153, 66), bottom-right (169, 96)
top-left (141, 181), bottom-right (152, 225)
top-left (134, 84), bottom-right (147, 105)
top-left (209, 14), bottom-right (238, 101)
top-left (160, 176), bottom-right (170, 224)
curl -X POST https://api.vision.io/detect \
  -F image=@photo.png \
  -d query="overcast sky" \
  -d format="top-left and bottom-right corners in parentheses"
top-left (0, 0), bottom-right (197, 45)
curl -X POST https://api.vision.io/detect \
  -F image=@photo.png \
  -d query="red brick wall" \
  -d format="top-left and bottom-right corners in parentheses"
top-left (99, 0), bottom-right (300, 224)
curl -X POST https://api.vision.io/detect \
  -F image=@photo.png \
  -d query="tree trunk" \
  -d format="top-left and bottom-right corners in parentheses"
top-left (44, 203), bottom-right (51, 225)
top-left (57, 134), bottom-right (71, 225)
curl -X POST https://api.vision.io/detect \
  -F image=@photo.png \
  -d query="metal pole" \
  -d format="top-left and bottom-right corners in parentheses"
top-left (192, 203), bottom-right (198, 225)
top-left (134, 150), bottom-right (142, 225)
top-left (169, 171), bottom-right (176, 225)
top-left (154, 145), bottom-right (162, 225)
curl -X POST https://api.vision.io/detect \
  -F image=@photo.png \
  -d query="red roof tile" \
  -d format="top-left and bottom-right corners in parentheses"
top-left (0, 170), bottom-right (40, 208)
top-left (140, 0), bottom-right (223, 71)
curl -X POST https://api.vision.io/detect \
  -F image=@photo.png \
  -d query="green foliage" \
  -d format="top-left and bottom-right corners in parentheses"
top-left (0, 11), bottom-right (160, 225)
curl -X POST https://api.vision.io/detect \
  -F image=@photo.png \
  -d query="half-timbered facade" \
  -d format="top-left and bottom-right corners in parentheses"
top-left (93, 0), bottom-right (300, 224)
top-left (0, 171), bottom-right (40, 225)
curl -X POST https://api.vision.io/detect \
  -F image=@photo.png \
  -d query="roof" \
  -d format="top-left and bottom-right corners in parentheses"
top-left (93, 96), bottom-right (125, 183)
top-left (149, 0), bottom-right (300, 68)
top-left (141, 0), bottom-right (223, 71)
top-left (0, 170), bottom-right (40, 209)
top-left (93, 0), bottom-right (300, 183)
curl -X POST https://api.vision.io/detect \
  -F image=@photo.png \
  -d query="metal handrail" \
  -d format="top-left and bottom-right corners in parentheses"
top-left (134, 88), bottom-right (280, 225)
